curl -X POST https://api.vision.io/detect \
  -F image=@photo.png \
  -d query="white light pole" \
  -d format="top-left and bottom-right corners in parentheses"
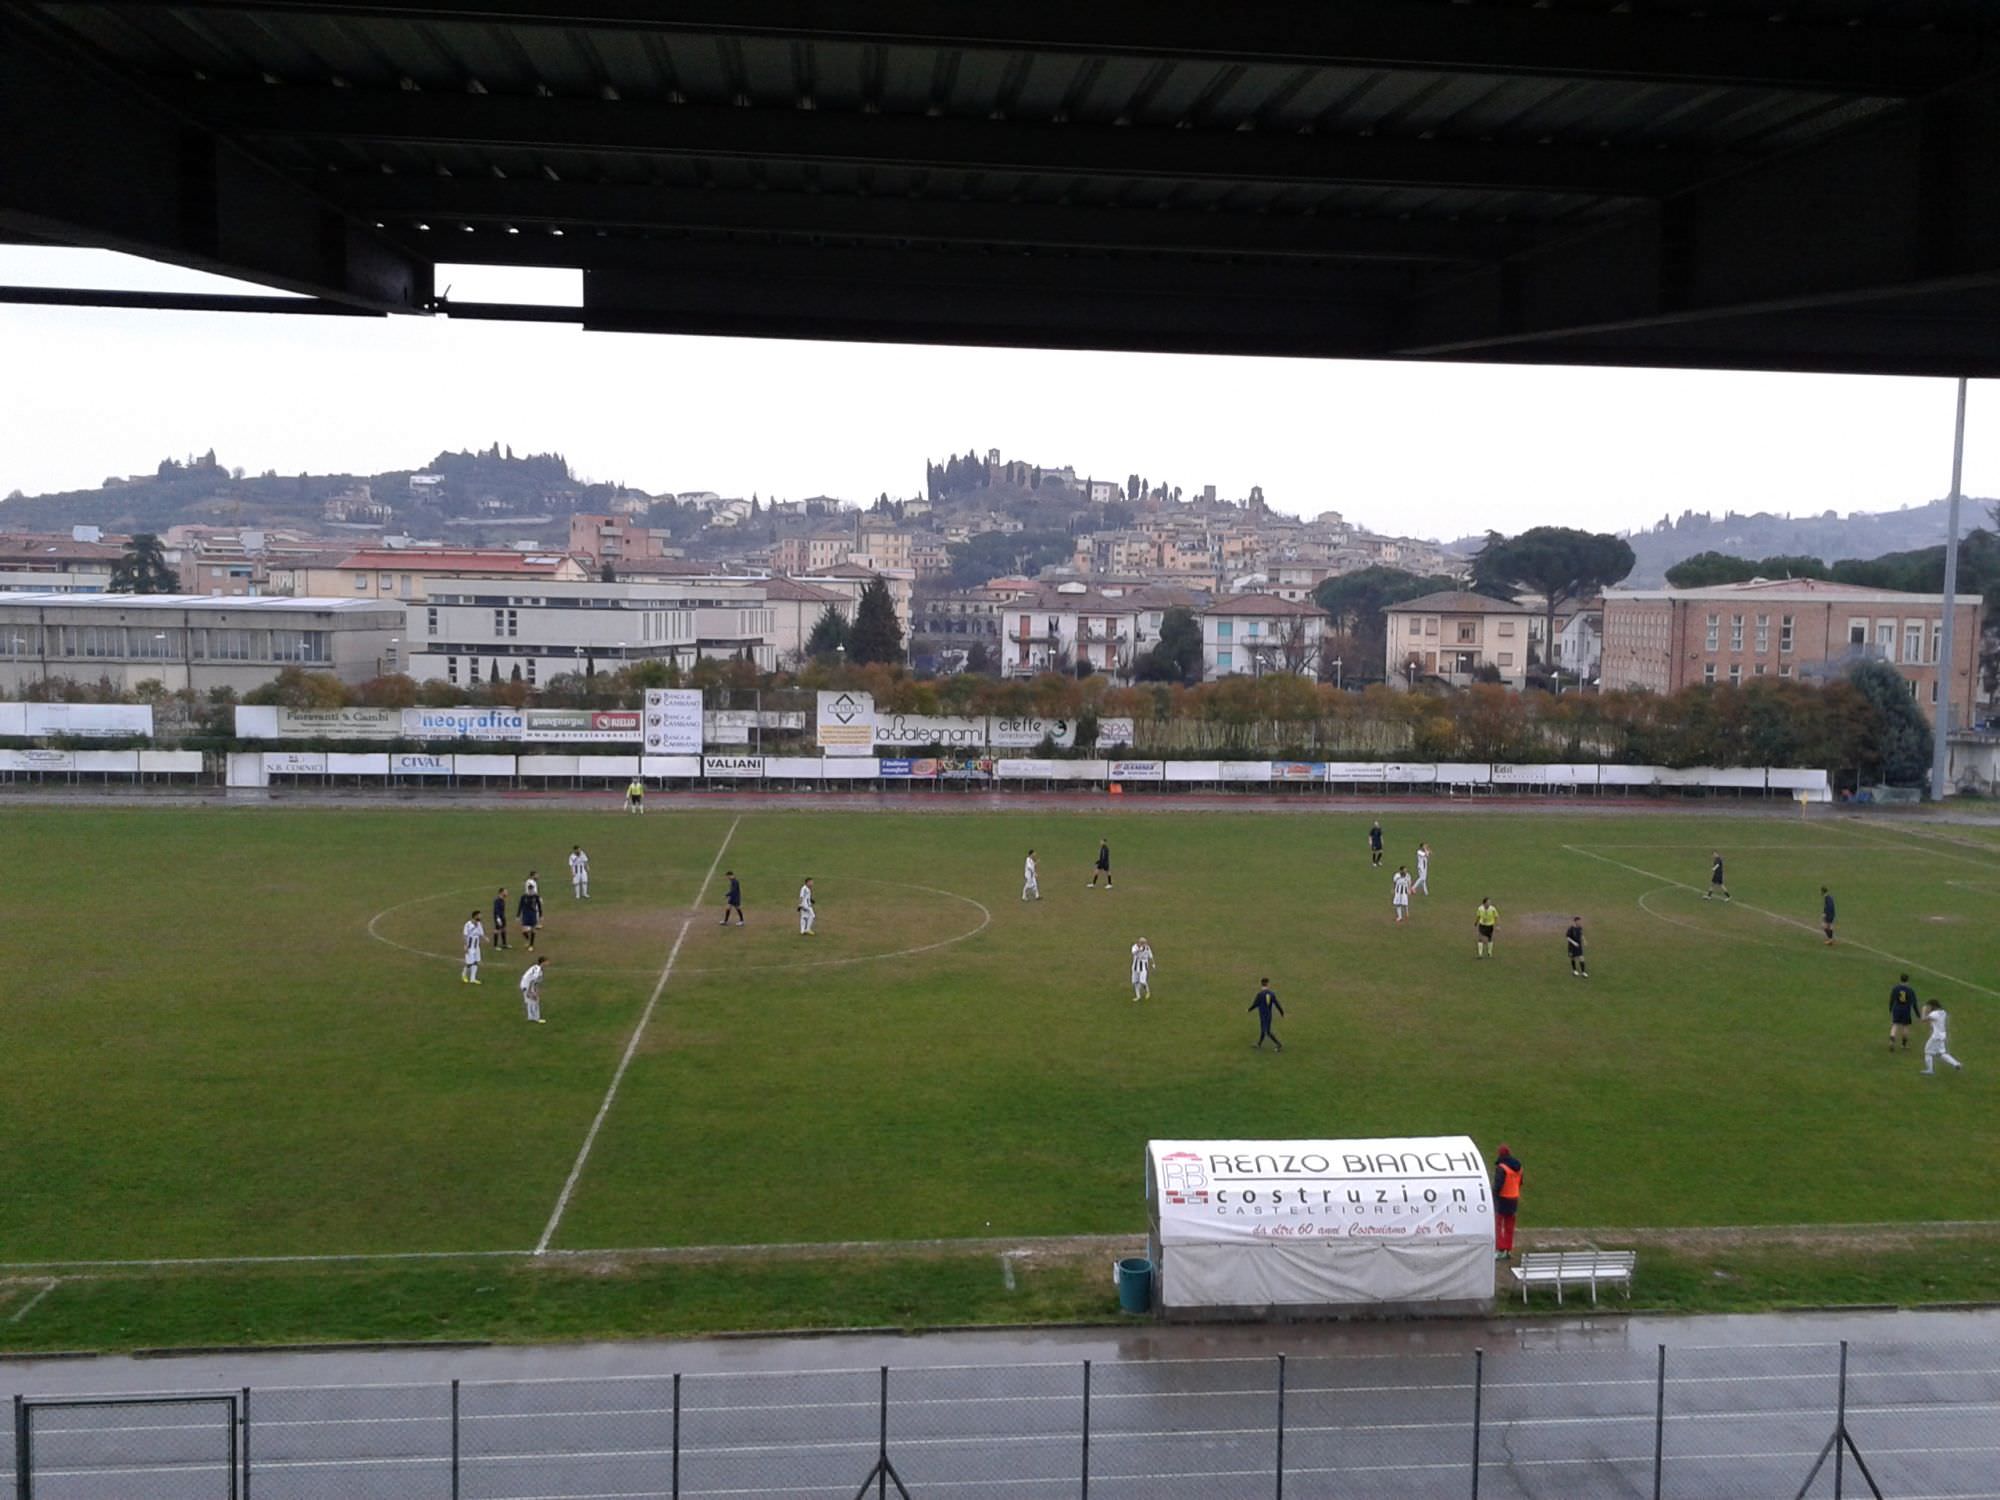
top-left (1931, 378), bottom-right (1969, 802)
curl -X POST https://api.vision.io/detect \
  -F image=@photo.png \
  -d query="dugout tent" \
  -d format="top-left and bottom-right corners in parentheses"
top-left (1146, 1137), bottom-right (1495, 1319)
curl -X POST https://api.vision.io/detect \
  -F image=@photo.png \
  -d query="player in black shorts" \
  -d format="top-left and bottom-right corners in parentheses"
top-left (720, 870), bottom-right (745, 926)
top-left (492, 887), bottom-right (510, 949)
top-left (1565, 917), bottom-right (1588, 978)
top-left (1368, 820), bottom-right (1384, 867)
top-left (1706, 852), bottom-right (1730, 901)
top-left (1088, 838), bottom-right (1113, 889)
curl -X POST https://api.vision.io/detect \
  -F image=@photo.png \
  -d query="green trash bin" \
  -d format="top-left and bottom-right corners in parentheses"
top-left (1115, 1256), bottom-right (1154, 1315)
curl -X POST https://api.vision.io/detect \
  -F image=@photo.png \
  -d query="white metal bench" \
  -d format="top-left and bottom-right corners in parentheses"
top-left (1511, 1250), bottom-right (1636, 1305)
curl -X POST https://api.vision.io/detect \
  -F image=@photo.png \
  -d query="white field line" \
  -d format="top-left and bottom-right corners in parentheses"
top-left (1564, 844), bottom-right (2000, 999)
top-left (1836, 819), bottom-right (2000, 871)
top-left (533, 816), bottom-right (740, 1256)
top-left (9, 1218), bottom-right (2000, 1275)
top-left (6, 1277), bottom-right (58, 1322)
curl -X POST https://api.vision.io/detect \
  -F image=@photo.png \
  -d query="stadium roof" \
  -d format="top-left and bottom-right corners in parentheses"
top-left (4, 3), bottom-right (1999, 375)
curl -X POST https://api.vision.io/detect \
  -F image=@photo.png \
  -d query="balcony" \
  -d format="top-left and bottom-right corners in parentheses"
top-left (1008, 626), bottom-right (1059, 643)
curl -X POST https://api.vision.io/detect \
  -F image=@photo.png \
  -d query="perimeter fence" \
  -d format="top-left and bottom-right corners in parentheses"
top-left (9, 1336), bottom-right (1998, 1498)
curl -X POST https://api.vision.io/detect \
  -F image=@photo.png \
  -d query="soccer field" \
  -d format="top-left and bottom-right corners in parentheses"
top-left (3, 802), bottom-right (1995, 1271)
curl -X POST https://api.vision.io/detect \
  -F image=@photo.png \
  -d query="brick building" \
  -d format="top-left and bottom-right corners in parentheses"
top-left (1599, 578), bottom-right (1980, 727)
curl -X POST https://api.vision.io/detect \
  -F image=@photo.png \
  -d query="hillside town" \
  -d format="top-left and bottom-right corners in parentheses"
top-left (0, 445), bottom-right (1989, 748)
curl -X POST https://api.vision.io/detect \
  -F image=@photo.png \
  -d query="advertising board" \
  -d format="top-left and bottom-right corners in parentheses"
top-left (643, 689), bottom-right (704, 755)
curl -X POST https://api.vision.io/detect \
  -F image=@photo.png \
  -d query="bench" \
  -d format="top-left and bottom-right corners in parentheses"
top-left (1511, 1250), bottom-right (1636, 1305)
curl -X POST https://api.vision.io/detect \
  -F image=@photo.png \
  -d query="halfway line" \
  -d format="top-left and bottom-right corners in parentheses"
top-left (533, 815), bottom-right (741, 1255)
top-left (1564, 844), bottom-right (2000, 999)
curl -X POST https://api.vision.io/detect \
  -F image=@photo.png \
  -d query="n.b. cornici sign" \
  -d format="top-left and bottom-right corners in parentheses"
top-left (1149, 1137), bottom-right (1491, 1243)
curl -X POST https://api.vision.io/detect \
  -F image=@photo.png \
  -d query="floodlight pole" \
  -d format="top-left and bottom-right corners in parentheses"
top-left (1930, 377), bottom-right (1968, 803)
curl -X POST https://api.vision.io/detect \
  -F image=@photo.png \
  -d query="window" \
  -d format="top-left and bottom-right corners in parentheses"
top-left (1730, 614), bottom-right (1744, 652)
top-left (1728, 664), bottom-right (1742, 685)
top-left (79, 625), bottom-right (122, 658)
top-left (1876, 622), bottom-right (1895, 654)
top-left (1908, 679), bottom-right (1919, 700)
top-left (1705, 613), bottom-right (1720, 651)
top-left (1217, 621), bottom-right (1232, 640)
top-left (493, 608), bottom-right (518, 639)
top-left (1408, 617), bottom-right (1421, 636)
top-left (1498, 621), bottom-right (1515, 638)
top-left (1931, 623), bottom-right (1943, 663)
top-left (1456, 622), bottom-right (1476, 644)
top-left (447, 655), bottom-right (458, 685)
top-left (1931, 680), bottom-right (1939, 703)
top-left (1781, 615), bottom-right (1794, 653)
top-left (1780, 664), bottom-right (1794, 679)
top-left (1755, 664), bottom-right (1767, 676)
top-left (1702, 663), bottom-right (1716, 685)
top-left (1498, 652), bottom-right (1514, 667)
top-left (1425, 617), bottom-right (1437, 636)
top-left (1905, 624), bottom-right (1923, 664)
top-left (526, 657), bottom-right (538, 687)
top-left (1848, 619), bottom-right (1867, 645)
top-left (270, 630), bottom-right (329, 663)
top-left (427, 607), bottom-right (438, 637)
top-left (1217, 650), bottom-right (1233, 671)
top-left (1755, 614), bottom-right (1769, 653)
top-left (353, 575), bottom-right (368, 592)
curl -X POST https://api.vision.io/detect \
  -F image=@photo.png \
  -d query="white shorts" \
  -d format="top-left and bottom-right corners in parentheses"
top-left (1393, 899), bottom-right (1409, 910)
top-left (464, 949), bottom-right (480, 965)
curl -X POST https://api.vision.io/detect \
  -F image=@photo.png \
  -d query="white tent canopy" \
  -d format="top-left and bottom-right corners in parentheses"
top-left (1146, 1137), bottom-right (1496, 1318)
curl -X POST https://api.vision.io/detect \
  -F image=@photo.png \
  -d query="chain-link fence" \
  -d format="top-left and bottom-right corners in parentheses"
top-left (12, 1337), bottom-right (1999, 1498)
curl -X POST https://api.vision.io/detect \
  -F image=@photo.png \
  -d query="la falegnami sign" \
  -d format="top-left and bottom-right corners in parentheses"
top-left (1150, 1137), bottom-right (1491, 1243)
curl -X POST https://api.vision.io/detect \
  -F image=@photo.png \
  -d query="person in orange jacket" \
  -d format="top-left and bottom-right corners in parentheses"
top-left (1493, 1145), bottom-right (1523, 1261)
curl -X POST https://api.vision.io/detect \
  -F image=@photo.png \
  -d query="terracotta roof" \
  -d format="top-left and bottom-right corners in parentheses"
top-left (1387, 590), bottom-right (1538, 615)
top-left (1201, 592), bottom-right (1330, 617)
top-left (760, 575), bottom-right (847, 603)
top-left (334, 549), bottom-right (573, 573)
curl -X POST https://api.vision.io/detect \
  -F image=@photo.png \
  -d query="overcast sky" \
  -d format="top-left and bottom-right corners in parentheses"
top-left (2, 247), bottom-right (1991, 543)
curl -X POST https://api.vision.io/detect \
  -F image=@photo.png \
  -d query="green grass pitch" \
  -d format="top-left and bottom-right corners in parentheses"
top-left (3, 803), bottom-right (1994, 1268)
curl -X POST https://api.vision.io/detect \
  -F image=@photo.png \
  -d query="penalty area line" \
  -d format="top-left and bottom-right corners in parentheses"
top-left (532, 815), bottom-right (741, 1257)
top-left (1564, 844), bottom-right (2000, 999)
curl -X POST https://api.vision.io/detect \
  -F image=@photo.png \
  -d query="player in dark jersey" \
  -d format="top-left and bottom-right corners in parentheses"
top-left (1565, 918), bottom-right (1588, 978)
top-left (720, 871), bottom-right (745, 926)
top-left (492, 887), bottom-right (510, 949)
top-left (1821, 887), bottom-right (1836, 945)
top-left (1706, 853), bottom-right (1730, 901)
top-left (1249, 979), bottom-right (1284, 1051)
top-left (1889, 975), bottom-right (1918, 1051)
top-left (1368, 820), bottom-right (1384, 867)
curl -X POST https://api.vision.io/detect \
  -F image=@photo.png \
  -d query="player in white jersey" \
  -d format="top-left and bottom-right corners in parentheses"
top-left (520, 957), bottom-right (547, 1023)
top-left (569, 845), bottom-right (590, 899)
top-left (797, 877), bottom-right (816, 935)
top-left (1130, 939), bottom-right (1155, 1002)
top-left (1920, 1002), bottom-right (1963, 1076)
top-left (1413, 843), bottom-right (1431, 895)
top-left (460, 910), bottom-right (485, 984)
top-left (1022, 849), bottom-right (1041, 901)
top-left (1392, 866), bottom-right (1412, 922)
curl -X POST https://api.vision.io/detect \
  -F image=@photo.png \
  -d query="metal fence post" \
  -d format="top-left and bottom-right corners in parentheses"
top-left (227, 1391), bottom-right (239, 1500)
top-left (672, 1372), bottom-right (681, 1500)
top-left (450, 1379), bottom-right (461, 1500)
top-left (1470, 1348), bottom-right (1484, 1500)
top-left (1275, 1354), bottom-right (1287, 1500)
top-left (241, 1386), bottom-right (251, 1500)
top-left (15, 1395), bottom-right (29, 1500)
top-left (1653, 1346), bottom-right (1666, 1500)
top-left (1834, 1342), bottom-right (1848, 1500)
top-left (1080, 1360), bottom-right (1091, 1500)
top-left (878, 1366), bottom-right (890, 1500)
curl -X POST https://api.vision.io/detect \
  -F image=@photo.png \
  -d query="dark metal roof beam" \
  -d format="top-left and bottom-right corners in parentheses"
top-left (0, 285), bottom-right (376, 314)
top-left (75, 0), bottom-right (1984, 96)
top-left (187, 82), bottom-right (1725, 198)
top-left (337, 176), bottom-right (1545, 262)
top-left (0, 18), bottom-right (429, 310)
top-left (1397, 73), bottom-right (2000, 356)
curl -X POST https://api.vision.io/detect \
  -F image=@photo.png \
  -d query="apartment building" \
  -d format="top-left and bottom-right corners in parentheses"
top-left (1600, 578), bottom-right (1980, 726)
top-left (1382, 591), bottom-right (1545, 689)
top-left (567, 513), bottom-right (674, 566)
top-left (770, 532), bottom-right (855, 574)
top-left (296, 548), bottom-right (589, 604)
top-left (1199, 594), bottom-right (1330, 679)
